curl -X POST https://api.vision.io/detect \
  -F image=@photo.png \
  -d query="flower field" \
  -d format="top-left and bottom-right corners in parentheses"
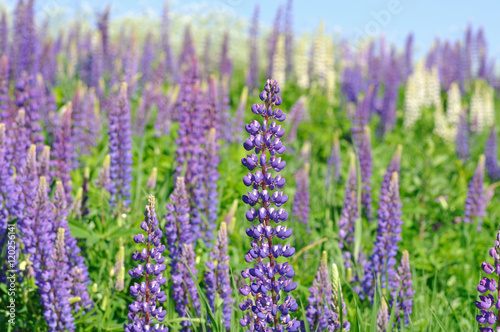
top-left (0, 1), bottom-right (499, 331)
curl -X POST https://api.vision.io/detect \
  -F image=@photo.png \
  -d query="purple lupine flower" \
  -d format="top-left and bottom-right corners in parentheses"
top-left (97, 5), bottom-right (111, 73)
top-left (202, 34), bottom-right (211, 79)
top-left (164, 177), bottom-right (199, 331)
top-left (325, 132), bottom-right (342, 190)
top-left (201, 128), bottom-right (219, 245)
top-left (204, 222), bottom-right (232, 331)
top-left (338, 155), bottom-right (358, 271)
top-left (125, 195), bottom-right (168, 332)
top-left (239, 79), bottom-right (300, 331)
top-left (485, 126), bottom-right (500, 182)
top-left (108, 82), bottom-right (133, 210)
top-left (403, 33), bottom-right (414, 79)
top-left (19, 175), bottom-right (73, 331)
top-left (7, 109), bottom-right (29, 175)
top-left (395, 250), bottom-right (413, 327)
top-left (51, 105), bottom-right (73, 203)
top-left (351, 86), bottom-right (375, 146)
top-left (0, 12), bottom-right (7, 56)
top-left (306, 252), bottom-right (333, 330)
top-left (16, 144), bottom-right (38, 223)
top-left (174, 57), bottom-right (205, 243)
top-left (456, 110), bottom-right (469, 162)
top-left (82, 87), bottom-right (99, 153)
top-left (15, 72), bottom-right (43, 149)
top-left (53, 181), bottom-right (92, 314)
top-left (359, 126), bottom-right (373, 222)
top-left (220, 31), bottom-right (232, 82)
top-left (154, 85), bottom-right (177, 137)
top-left (140, 31), bottom-right (155, 85)
top-left (0, 56), bottom-right (9, 123)
top-left (161, 2), bottom-right (176, 83)
top-left (246, 4), bottom-right (260, 90)
top-left (288, 96), bottom-right (306, 143)
top-left (292, 162), bottom-right (310, 230)
top-left (341, 64), bottom-right (363, 104)
top-left (464, 155), bottom-right (485, 229)
top-left (178, 26), bottom-right (196, 75)
top-left (306, 253), bottom-right (351, 331)
top-left (0, 123), bottom-right (16, 249)
top-left (284, 0), bottom-right (294, 78)
top-left (42, 227), bottom-right (76, 331)
top-left (180, 243), bottom-right (201, 323)
top-left (71, 86), bottom-right (86, 161)
top-left (380, 52), bottom-right (400, 135)
top-left (377, 298), bottom-right (389, 332)
top-left (38, 145), bottom-right (51, 186)
top-left (266, 7), bottom-right (282, 77)
top-left (134, 83), bottom-right (156, 136)
top-left (380, 145), bottom-right (402, 197)
top-left (475, 228), bottom-right (500, 330)
top-left (361, 172), bottom-right (403, 302)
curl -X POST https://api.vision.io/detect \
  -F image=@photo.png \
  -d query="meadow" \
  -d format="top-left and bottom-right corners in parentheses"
top-left (0, 1), bottom-right (499, 331)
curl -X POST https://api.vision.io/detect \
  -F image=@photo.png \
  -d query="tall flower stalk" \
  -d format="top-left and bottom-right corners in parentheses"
top-left (125, 195), bottom-right (168, 332)
top-left (204, 222), bottom-right (232, 331)
top-left (485, 126), bottom-right (500, 182)
top-left (239, 79), bottom-right (300, 330)
top-left (164, 177), bottom-right (200, 331)
top-left (464, 155), bottom-right (485, 229)
top-left (395, 250), bottom-right (413, 327)
top-left (108, 82), bottom-right (133, 211)
top-left (475, 228), bottom-right (500, 331)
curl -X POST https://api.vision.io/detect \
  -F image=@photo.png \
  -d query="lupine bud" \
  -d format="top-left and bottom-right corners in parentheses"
top-left (395, 250), bottom-right (414, 326)
top-left (146, 167), bottom-right (158, 190)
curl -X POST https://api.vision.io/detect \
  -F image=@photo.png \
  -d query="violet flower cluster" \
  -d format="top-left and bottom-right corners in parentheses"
top-left (108, 82), bottom-right (133, 210)
top-left (361, 171), bottom-right (403, 302)
top-left (456, 110), bottom-right (469, 162)
top-left (174, 57), bottom-right (205, 244)
top-left (475, 228), bottom-right (500, 331)
top-left (464, 155), bottom-right (485, 229)
top-left (239, 79), bottom-right (300, 331)
top-left (125, 195), bottom-right (168, 332)
top-left (164, 177), bottom-right (200, 332)
top-left (358, 126), bottom-right (373, 222)
top-left (395, 250), bottom-right (414, 327)
top-left (204, 222), bottom-right (232, 331)
top-left (246, 4), bottom-right (260, 90)
top-left (485, 126), bottom-right (500, 182)
top-left (338, 156), bottom-right (358, 271)
top-left (292, 162), bottom-right (310, 230)
top-left (51, 104), bottom-right (73, 203)
top-left (306, 252), bottom-right (350, 331)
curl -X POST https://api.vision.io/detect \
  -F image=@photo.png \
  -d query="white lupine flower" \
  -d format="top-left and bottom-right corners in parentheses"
top-left (295, 36), bottom-right (310, 89)
top-left (483, 83), bottom-right (495, 128)
top-left (425, 67), bottom-right (441, 108)
top-left (312, 21), bottom-right (327, 87)
top-left (403, 76), bottom-right (422, 128)
top-left (413, 62), bottom-right (426, 108)
top-left (446, 82), bottom-right (462, 126)
top-left (433, 102), bottom-right (455, 143)
top-left (325, 38), bottom-right (336, 105)
top-left (470, 80), bottom-right (488, 132)
top-left (272, 34), bottom-right (286, 89)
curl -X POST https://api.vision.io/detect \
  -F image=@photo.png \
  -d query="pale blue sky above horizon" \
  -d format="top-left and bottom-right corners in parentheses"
top-left (3, 0), bottom-right (499, 59)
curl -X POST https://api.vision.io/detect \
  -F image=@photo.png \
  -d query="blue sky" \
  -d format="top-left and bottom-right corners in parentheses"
top-left (9, 0), bottom-right (500, 58)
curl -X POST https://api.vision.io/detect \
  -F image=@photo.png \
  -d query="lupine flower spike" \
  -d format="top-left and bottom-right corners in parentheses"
top-left (239, 79), bottom-right (300, 330)
top-left (464, 155), bottom-right (485, 230)
top-left (475, 228), bottom-right (500, 331)
top-left (395, 250), bottom-right (413, 327)
top-left (124, 195), bottom-right (168, 332)
top-left (485, 126), bottom-right (500, 182)
top-left (204, 222), bottom-right (233, 331)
